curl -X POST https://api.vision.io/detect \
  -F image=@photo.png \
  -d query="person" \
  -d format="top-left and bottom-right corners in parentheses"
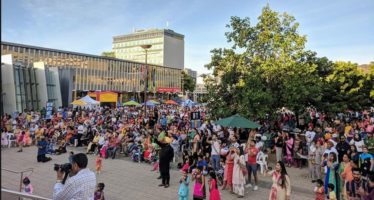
top-left (346, 168), bottom-right (370, 199)
top-left (22, 176), bottom-right (33, 195)
top-left (267, 161), bottom-right (291, 200)
top-left (357, 173), bottom-right (374, 199)
top-left (192, 166), bottom-right (206, 200)
top-left (246, 139), bottom-right (259, 190)
top-left (94, 182), bottom-right (105, 200)
top-left (207, 134), bottom-right (221, 172)
top-left (322, 152), bottom-right (340, 199)
top-left (339, 154), bottom-right (352, 199)
top-left (96, 154), bottom-right (103, 174)
top-left (178, 169), bottom-right (190, 200)
top-left (209, 171), bottom-right (220, 200)
top-left (155, 136), bottom-right (174, 188)
top-left (37, 136), bottom-right (52, 162)
top-left (233, 147), bottom-right (246, 198)
top-left (359, 146), bottom-right (374, 179)
top-left (328, 183), bottom-right (337, 200)
top-left (222, 146), bottom-right (235, 192)
top-left (274, 132), bottom-right (284, 162)
top-left (314, 179), bottom-right (324, 200)
top-left (53, 153), bottom-right (96, 200)
top-left (17, 131), bottom-right (25, 152)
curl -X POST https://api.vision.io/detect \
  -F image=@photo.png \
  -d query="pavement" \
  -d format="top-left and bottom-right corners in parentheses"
top-left (1, 145), bottom-right (314, 200)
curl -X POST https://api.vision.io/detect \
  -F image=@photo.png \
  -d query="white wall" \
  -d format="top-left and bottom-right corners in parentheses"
top-left (1, 55), bottom-right (17, 114)
top-left (33, 62), bottom-right (49, 107)
top-left (49, 67), bottom-right (62, 108)
top-left (163, 35), bottom-right (184, 69)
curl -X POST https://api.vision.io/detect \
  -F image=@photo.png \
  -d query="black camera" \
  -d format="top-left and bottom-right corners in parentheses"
top-left (54, 163), bottom-right (72, 173)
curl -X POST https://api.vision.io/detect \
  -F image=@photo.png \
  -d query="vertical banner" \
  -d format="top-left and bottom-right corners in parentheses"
top-left (45, 102), bottom-right (54, 120)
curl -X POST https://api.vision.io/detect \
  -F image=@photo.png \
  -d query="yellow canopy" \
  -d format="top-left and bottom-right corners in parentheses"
top-left (71, 99), bottom-right (87, 106)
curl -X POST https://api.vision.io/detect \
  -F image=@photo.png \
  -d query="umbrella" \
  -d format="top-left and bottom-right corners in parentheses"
top-left (123, 100), bottom-right (140, 106)
top-left (149, 100), bottom-right (160, 104)
top-left (165, 100), bottom-right (178, 105)
top-left (71, 99), bottom-right (87, 106)
top-left (142, 101), bottom-right (155, 106)
top-left (214, 114), bottom-right (260, 129)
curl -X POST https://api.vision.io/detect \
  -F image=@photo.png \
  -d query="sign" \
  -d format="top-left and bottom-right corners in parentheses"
top-left (157, 87), bottom-right (181, 93)
top-left (46, 102), bottom-right (54, 120)
top-left (97, 91), bottom-right (118, 102)
top-left (190, 112), bottom-right (201, 120)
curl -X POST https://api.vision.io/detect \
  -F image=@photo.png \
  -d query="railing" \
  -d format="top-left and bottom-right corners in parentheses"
top-left (2, 168), bottom-right (34, 193)
top-left (1, 188), bottom-right (51, 200)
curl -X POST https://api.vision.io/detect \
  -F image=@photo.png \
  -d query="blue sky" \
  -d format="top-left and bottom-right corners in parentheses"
top-left (2, 0), bottom-right (374, 74)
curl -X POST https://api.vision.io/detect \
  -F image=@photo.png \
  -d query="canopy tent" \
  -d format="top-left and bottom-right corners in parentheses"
top-left (214, 114), bottom-right (260, 129)
top-left (123, 100), bottom-right (141, 106)
top-left (71, 99), bottom-right (87, 106)
top-left (149, 100), bottom-right (160, 104)
top-left (80, 95), bottom-right (100, 105)
top-left (165, 100), bottom-right (178, 105)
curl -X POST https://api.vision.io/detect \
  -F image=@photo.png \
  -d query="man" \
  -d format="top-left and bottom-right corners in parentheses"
top-left (336, 135), bottom-right (350, 163)
top-left (207, 134), bottom-right (221, 172)
top-left (359, 146), bottom-right (374, 179)
top-left (357, 173), bottom-right (374, 199)
top-left (245, 140), bottom-right (259, 191)
top-left (53, 153), bottom-right (96, 200)
top-left (37, 136), bottom-right (52, 162)
top-left (346, 168), bottom-right (369, 200)
top-left (155, 136), bottom-right (174, 188)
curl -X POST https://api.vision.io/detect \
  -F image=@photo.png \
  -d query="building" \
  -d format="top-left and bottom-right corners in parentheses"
top-left (184, 68), bottom-right (197, 83)
top-left (192, 76), bottom-right (207, 102)
top-left (1, 41), bottom-right (182, 113)
top-left (112, 29), bottom-right (184, 69)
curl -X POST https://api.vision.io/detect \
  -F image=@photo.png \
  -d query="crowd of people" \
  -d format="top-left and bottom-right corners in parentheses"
top-left (1, 102), bottom-right (374, 200)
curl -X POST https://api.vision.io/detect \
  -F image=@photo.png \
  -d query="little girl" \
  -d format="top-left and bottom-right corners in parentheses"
top-left (209, 171), bottom-right (220, 200)
top-left (192, 166), bottom-right (206, 200)
top-left (17, 131), bottom-right (25, 152)
top-left (178, 169), bottom-right (190, 200)
top-left (22, 177), bottom-right (33, 195)
top-left (96, 154), bottom-right (103, 174)
top-left (314, 179), bottom-right (324, 200)
top-left (94, 182), bottom-right (105, 200)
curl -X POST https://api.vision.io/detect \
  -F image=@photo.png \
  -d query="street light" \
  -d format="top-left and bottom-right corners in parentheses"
top-left (141, 44), bottom-right (152, 118)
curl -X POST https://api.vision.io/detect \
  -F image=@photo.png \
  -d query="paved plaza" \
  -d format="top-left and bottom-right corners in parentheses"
top-left (1, 146), bottom-right (314, 200)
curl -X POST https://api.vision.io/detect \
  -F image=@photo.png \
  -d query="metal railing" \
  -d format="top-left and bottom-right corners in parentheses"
top-left (1, 188), bottom-right (51, 200)
top-left (2, 168), bottom-right (34, 193)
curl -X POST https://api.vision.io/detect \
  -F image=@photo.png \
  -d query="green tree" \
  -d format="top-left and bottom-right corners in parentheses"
top-left (205, 5), bottom-right (321, 119)
top-left (182, 71), bottom-right (196, 94)
top-left (101, 51), bottom-right (116, 58)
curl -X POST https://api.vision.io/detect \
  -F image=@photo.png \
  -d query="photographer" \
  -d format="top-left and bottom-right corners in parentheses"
top-left (53, 153), bottom-right (96, 200)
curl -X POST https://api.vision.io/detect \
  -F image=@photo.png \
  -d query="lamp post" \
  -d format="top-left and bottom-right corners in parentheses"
top-left (141, 44), bottom-right (152, 118)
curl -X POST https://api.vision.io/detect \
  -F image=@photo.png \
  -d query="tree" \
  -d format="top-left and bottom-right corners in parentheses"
top-left (101, 51), bottom-right (116, 58)
top-left (182, 71), bottom-right (196, 94)
top-left (205, 5), bottom-right (321, 119)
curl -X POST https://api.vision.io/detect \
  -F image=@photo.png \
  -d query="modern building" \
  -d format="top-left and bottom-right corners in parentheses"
top-left (1, 41), bottom-right (182, 113)
top-left (192, 76), bottom-right (208, 102)
top-left (184, 68), bottom-right (197, 83)
top-left (112, 29), bottom-right (184, 69)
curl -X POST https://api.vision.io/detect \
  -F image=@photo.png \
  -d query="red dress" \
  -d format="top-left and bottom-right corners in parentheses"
top-left (315, 187), bottom-right (324, 200)
top-left (209, 179), bottom-right (220, 200)
top-left (224, 153), bottom-right (234, 187)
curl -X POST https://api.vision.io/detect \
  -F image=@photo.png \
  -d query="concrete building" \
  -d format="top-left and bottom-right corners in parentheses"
top-left (112, 29), bottom-right (184, 69)
top-left (1, 42), bottom-right (182, 112)
top-left (184, 68), bottom-right (197, 83)
top-left (192, 76), bottom-right (208, 102)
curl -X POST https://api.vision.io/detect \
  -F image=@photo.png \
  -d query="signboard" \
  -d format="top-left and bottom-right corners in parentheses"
top-left (190, 112), bottom-right (201, 120)
top-left (156, 87), bottom-right (181, 93)
top-left (45, 102), bottom-right (54, 119)
top-left (97, 91), bottom-right (118, 102)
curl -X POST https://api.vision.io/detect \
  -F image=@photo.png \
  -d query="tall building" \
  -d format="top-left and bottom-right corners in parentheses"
top-left (112, 29), bottom-right (184, 69)
top-left (184, 68), bottom-right (197, 83)
top-left (1, 41), bottom-right (182, 113)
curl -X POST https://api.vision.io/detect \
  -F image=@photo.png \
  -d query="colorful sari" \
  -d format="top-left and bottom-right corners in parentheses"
top-left (324, 161), bottom-right (340, 200)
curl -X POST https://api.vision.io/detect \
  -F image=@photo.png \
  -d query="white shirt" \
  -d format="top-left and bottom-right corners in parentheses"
top-left (305, 131), bottom-right (316, 144)
top-left (53, 168), bottom-right (96, 200)
top-left (255, 141), bottom-right (264, 150)
top-left (77, 125), bottom-right (84, 134)
top-left (211, 140), bottom-right (221, 156)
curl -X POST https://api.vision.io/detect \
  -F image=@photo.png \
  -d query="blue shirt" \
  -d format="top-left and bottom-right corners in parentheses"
top-left (37, 140), bottom-right (48, 155)
top-left (197, 160), bottom-right (208, 168)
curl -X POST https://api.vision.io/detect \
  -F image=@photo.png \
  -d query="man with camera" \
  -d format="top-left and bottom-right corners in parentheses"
top-left (53, 153), bottom-right (96, 200)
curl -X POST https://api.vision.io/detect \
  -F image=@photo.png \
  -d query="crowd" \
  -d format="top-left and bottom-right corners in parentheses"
top-left (1, 103), bottom-right (374, 200)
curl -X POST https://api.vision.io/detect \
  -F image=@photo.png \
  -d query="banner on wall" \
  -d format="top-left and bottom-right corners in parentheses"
top-left (97, 91), bottom-right (118, 102)
top-left (156, 87), bottom-right (181, 93)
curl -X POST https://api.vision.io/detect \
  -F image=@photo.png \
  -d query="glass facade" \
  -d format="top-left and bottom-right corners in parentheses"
top-left (1, 42), bottom-right (182, 105)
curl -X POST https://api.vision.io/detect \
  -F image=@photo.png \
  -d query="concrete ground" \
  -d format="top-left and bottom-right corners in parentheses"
top-left (1, 146), bottom-right (314, 200)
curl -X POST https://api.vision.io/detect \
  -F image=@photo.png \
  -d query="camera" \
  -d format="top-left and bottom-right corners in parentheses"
top-left (54, 163), bottom-right (72, 173)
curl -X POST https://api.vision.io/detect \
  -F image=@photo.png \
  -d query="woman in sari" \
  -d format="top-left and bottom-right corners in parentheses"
top-left (232, 147), bottom-right (246, 198)
top-left (222, 147), bottom-right (235, 193)
top-left (339, 154), bottom-right (352, 200)
top-left (284, 133), bottom-right (294, 167)
top-left (267, 161), bottom-right (291, 200)
top-left (322, 152), bottom-right (340, 200)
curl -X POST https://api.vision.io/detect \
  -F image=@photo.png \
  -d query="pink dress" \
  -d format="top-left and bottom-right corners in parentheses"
top-left (209, 179), bottom-right (220, 200)
top-left (193, 174), bottom-right (206, 199)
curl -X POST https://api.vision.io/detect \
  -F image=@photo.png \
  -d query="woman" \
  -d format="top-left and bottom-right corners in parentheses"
top-left (192, 166), bottom-right (206, 200)
top-left (267, 161), bottom-right (291, 200)
top-left (87, 132), bottom-right (100, 154)
top-left (222, 146), bottom-right (235, 193)
top-left (284, 133), bottom-right (294, 167)
top-left (339, 154), bottom-right (352, 200)
top-left (350, 133), bottom-right (364, 153)
top-left (322, 152), bottom-right (340, 199)
top-left (274, 132), bottom-right (284, 162)
top-left (232, 147), bottom-right (246, 198)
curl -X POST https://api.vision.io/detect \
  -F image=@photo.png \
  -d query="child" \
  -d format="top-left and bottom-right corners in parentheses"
top-left (328, 183), bottom-right (336, 200)
top-left (17, 131), bottom-right (25, 152)
top-left (192, 166), bottom-right (206, 200)
top-left (178, 169), bottom-right (190, 200)
top-left (96, 154), bottom-right (103, 174)
top-left (94, 182), bottom-right (105, 200)
top-left (314, 179), bottom-right (324, 200)
top-left (22, 176), bottom-right (33, 195)
top-left (209, 171), bottom-right (220, 200)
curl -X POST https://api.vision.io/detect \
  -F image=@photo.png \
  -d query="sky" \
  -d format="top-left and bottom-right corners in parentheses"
top-left (2, 0), bottom-right (374, 75)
